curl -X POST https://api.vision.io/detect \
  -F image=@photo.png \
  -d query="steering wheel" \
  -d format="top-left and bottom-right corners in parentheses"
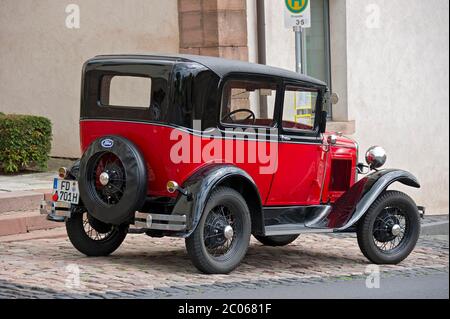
top-left (222, 109), bottom-right (256, 125)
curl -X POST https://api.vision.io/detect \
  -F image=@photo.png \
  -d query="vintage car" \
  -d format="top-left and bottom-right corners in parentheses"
top-left (41, 54), bottom-right (424, 274)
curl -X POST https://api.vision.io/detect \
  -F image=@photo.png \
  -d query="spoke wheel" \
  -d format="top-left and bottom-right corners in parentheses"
top-left (203, 205), bottom-right (238, 259)
top-left (66, 209), bottom-right (128, 257)
top-left (91, 153), bottom-right (126, 206)
top-left (78, 136), bottom-right (147, 225)
top-left (372, 207), bottom-right (408, 253)
top-left (186, 187), bottom-right (251, 274)
top-left (83, 213), bottom-right (115, 242)
top-left (357, 191), bottom-right (420, 264)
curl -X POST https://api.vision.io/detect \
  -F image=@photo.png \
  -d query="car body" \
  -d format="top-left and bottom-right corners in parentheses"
top-left (41, 54), bottom-right (424, 274)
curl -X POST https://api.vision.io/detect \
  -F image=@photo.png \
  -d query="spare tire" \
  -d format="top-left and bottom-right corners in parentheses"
top-left (78, 136), bottom-right (147, 225)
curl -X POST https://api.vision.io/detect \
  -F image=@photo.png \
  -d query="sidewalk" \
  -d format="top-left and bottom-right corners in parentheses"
top-left (0, 172), bottom-right (56, 193)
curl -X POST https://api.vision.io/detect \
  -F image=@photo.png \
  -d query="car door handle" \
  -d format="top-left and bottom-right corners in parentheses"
top-left (280, 135), bottom-right (292, 141)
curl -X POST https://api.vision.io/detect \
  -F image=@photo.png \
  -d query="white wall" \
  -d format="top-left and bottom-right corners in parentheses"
top-left (247, 0), bottom-right (449, 214)
top-left (345, 0), bottom-right (449, 214)
top-left (263, 0), bottom-right (297, 72)
top-left (0, 0), bottom-right (179, 157)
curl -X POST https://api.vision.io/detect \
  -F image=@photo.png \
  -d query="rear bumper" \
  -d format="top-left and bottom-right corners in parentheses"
top-left (40, 200), bottom-right (71, 222)
top-left (134, 212), bottom-right (187, 232)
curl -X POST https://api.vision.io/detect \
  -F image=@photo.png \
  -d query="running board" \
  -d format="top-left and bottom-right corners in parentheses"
top-left (264, 224), bottom-right (334, 236)
top-left (262, 205), bottom-right (334, 236)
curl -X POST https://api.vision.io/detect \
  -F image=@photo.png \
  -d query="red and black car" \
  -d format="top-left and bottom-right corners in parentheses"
top-left (41, 54), bottom-right (424, 274)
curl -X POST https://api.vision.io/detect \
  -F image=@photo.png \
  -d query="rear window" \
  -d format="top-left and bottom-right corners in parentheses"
top-left (81, 61), bottom-right (221, 130)
top-left (83, 63), bottom-right (171, 123)
top-left (100, 76), bottom-right (152, 109)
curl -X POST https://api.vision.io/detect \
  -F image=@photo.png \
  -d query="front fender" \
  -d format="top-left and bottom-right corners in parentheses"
top-left (172, 164), bottom-right (262, 237)
top-left (328, 169), bottom-right (420, 231)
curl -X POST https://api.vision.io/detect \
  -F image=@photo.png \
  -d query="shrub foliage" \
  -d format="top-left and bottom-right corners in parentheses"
top-left (0, 114), bottom-right (52, 173)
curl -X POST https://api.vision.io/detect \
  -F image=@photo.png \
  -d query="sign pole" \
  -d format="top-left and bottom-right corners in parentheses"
top-left (294, 26), bottom-right (303, 74)
top-left (285, 0), bottom-right (311, 75)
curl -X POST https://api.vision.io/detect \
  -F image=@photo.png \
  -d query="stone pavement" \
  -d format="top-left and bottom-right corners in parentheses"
top-left (0, 231), bottom-right (447, 299)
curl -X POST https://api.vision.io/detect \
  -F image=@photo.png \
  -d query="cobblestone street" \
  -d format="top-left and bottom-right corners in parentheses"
top-left (0, 232), bottom-right (448, 298)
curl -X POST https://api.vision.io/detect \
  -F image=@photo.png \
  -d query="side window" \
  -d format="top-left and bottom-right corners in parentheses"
top-left (100, 76), bottom-right (152, 109)
top-left (282, 86), bottom-right (319, 131)
top-left (221, 80), bottom-right (277, 127)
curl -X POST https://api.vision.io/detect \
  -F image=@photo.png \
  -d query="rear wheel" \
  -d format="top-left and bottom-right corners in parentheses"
top-left (254, 234), bottom-right (299, 247)
top-left (357, 191), bottom-right (421, 264)
top-left (66, 210), bottom-right (128, 257)
top-left (185, 187), bottom-right (251, 274)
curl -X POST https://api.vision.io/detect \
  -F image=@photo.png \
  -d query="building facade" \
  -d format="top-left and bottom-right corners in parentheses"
top-left (1, 0), bottom-right (448, 214)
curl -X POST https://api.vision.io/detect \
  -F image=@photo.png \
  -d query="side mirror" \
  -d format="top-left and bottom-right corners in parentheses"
top-left (319, 110), bottom-right (327, 133)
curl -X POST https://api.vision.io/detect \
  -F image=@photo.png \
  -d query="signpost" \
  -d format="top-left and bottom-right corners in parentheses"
top-left (284, 0), bottom-right (311, 74)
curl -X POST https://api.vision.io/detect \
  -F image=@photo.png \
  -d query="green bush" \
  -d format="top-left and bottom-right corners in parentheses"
top-left (0, 114), bottom-right (52, 173)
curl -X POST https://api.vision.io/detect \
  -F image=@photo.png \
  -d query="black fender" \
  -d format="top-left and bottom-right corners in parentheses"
top-left (68, 160), bottom-right (80, 180)
top-left (328, 169), bottom-right (420, 231)
top-left (171, 164), bottom-right (263, 237)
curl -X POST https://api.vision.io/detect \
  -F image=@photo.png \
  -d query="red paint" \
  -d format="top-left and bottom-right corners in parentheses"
top-left (80, 120), bottom-right (357, 205)
top-left (266, 142), bottom-right (326, 205)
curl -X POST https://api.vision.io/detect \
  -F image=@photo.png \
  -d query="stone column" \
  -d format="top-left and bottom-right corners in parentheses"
top-left (178, 0), bottom-right (248, 61)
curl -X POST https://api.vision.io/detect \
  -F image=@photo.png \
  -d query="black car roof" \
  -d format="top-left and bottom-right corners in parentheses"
top-left (89, 54), bottom-right (327, 87)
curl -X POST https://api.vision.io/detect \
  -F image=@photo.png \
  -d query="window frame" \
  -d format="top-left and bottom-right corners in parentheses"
top-left (218, 74), bottom-right (282, 130)
top-left (99, 74), bottom-right (153, 110)
top-left (278, 81), bottom-right (324, 139)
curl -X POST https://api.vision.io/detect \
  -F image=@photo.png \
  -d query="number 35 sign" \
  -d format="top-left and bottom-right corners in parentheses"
top-left (284, 0), bottom-right (311, 28)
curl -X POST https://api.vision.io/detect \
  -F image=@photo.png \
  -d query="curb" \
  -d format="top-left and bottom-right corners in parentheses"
top-left (0, 211), bottom-right (64, 237)
top-left (0, 190), bottom-right (52, 214)
top-left (421, 221), bottom-right (449, 236)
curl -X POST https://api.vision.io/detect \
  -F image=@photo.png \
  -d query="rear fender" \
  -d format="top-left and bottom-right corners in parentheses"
top-left (68, 160), bottom-right (80, 180)
top-left (327, 169), bottom-right (420, 231)
top-left (171, 164), bottom-right (263, 237)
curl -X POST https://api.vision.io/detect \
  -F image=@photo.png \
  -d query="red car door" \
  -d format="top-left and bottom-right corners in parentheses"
top-left (266, 84), bottom-right (327, 206)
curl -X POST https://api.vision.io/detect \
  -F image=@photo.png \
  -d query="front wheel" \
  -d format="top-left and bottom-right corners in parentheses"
top-left (185, 187), bottom-right (251, 274)
top-left (66, 209), bottom-right (128, 257)
top-left (357, 191), bottom-right (421, 264)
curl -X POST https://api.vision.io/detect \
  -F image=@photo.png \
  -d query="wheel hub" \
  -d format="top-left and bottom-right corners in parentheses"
top-left (373, 212), bottom-right (400, 242)
top-left (99, 172), bottom-right (110, 186)
top-left (92, 153), bottom-right (126, 206)
top-left (391, 224), bottom-right (401, 237)
top-left (223, 225), bottom-right (234, 240)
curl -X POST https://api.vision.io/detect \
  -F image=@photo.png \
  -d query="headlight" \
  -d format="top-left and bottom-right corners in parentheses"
top-left (365, 146), bottom-right (387, 169)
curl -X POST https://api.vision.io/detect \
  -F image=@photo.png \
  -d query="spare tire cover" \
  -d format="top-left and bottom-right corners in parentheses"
top-left (78, 136), bottom-right (147, 225)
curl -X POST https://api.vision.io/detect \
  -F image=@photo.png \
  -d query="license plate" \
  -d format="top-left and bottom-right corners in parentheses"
top-left (53, 178), bottom-right (80, 205)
